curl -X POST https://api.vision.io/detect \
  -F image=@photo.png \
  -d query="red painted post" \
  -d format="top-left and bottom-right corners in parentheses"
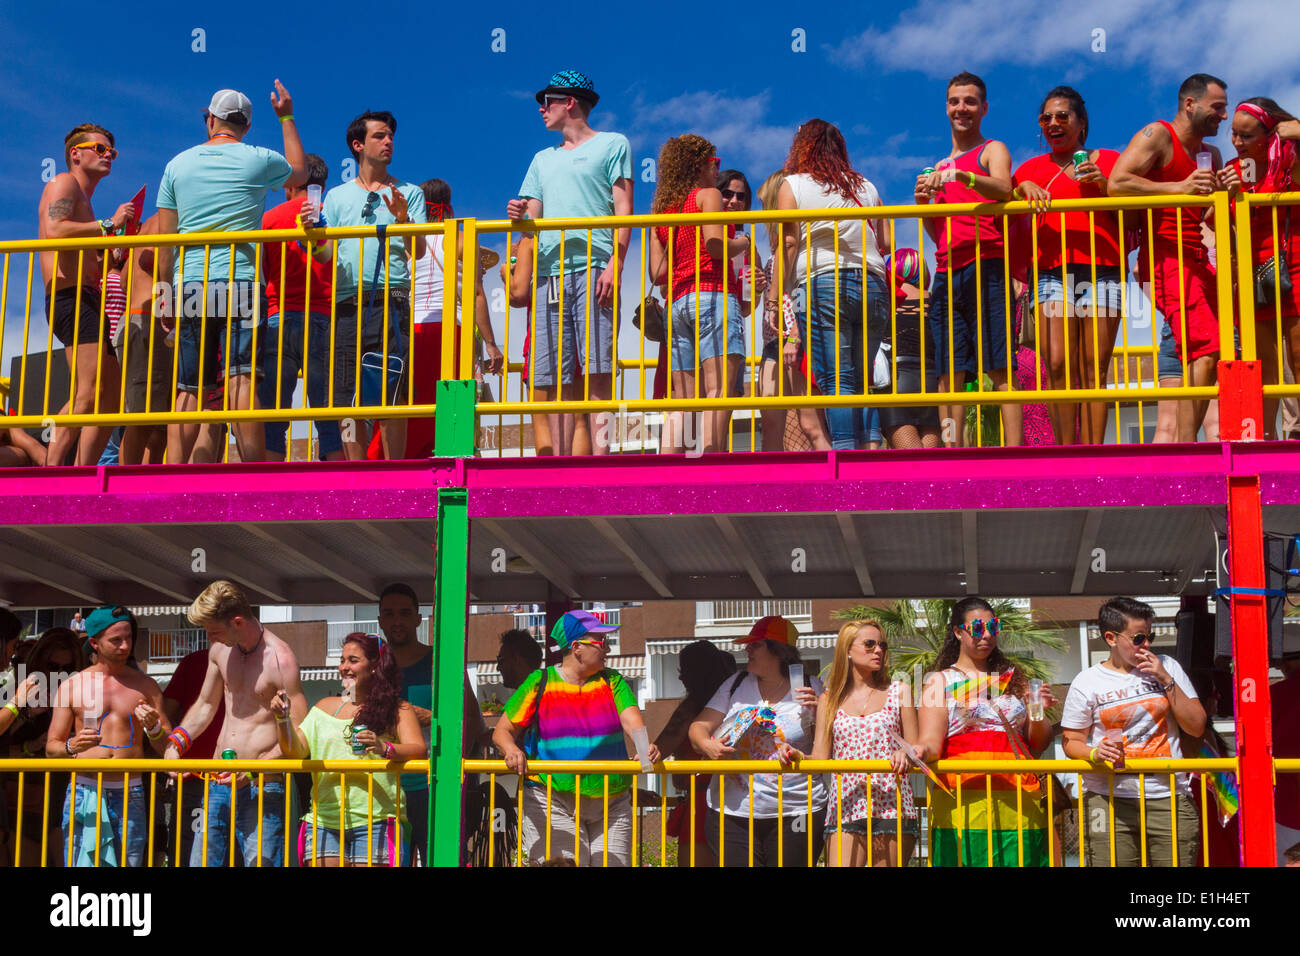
top-left (1219, 360), bottom-right (1276, 864)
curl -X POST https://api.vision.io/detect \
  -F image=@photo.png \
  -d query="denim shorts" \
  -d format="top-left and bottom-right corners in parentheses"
top-left (927, 259), bottom-right (1014, 377)
top-left (530, 266), bottom-right (615, 387)
top-left (299, 818), bottom-right (409, 866)
top-left (1157, 320), bottom-right (1182, 380)
top-left (670, 291), bottom-right (745, 372)
top-left (257, 310), bottom-right (343, 456)
top-left (824, 816), bottom-right (919, 837)
top-left (331, 292), bottom-right (411, 410)
top-left (175, 280), bottom-right (268, 391)
top-left (1036, 265), bottom-right (1124, 313)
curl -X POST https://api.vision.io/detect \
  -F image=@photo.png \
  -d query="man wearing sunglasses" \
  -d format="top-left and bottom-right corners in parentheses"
top-left (315, 111), bottom-right (427, 460)
top-left (156, 83), bottom-right (309, 464)
top-left (493, 609), bottom-right (658, 865)
top-left (506, 71), bottom-right (633, 456)
top-left (1061, 596), bottom-right (1206, 866)
top-left (36, 123), bottom-right (137, 466)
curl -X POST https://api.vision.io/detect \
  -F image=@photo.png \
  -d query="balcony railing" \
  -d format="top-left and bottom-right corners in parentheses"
top-left (697, 599), bottom-right (812, 627)
top-left (146, 627), bottom-right (206, 663)
top-left (325, 619), bottom-right (430, 660)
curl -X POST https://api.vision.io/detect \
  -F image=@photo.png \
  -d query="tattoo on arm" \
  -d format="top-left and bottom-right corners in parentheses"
top-left (1141, 125), bottom-right (1156, 138)
top-left (48, 198), bottom-right (75, 221)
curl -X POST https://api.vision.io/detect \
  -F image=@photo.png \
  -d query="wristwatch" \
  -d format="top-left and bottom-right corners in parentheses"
top-left (99, 218), bottom-right (114, 236)
top-left (1160, 679), bottom-right (1176, 693)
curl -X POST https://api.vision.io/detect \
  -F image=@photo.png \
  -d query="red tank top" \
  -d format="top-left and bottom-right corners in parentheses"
top-left (933, 141), bottom-right (1005, 270)
top-left (1147, 120), bottom-right (1205, 253)
top-left (656, 188), bottom-right (730, 302)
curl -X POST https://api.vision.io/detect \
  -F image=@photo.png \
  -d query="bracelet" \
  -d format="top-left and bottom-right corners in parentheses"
top-left (145, 722), bottom-right (165, 740)
top-left (964, 171), bottom-right (976, 189)
top-left (1161, 680), bottom-right (1176, 694)
top-left (3, 700), bottom-right (18, 717)
top-left (65, 738), bottom-right (75, 756)
top-left (167, 727), bottom-right (192, 755)
top-left (382, 740), bottom-right (396, 759)
top-left (279, 114), bottom-right (294, 123)
top-left (1088, 746), bottom-right (1098, 762)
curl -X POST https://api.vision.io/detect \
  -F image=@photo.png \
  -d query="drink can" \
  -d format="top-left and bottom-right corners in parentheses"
top-left (922, 167), bottom-right (935, 175)
top-left (221, 748), bottom-right (237, 760)
top-left (1073, 150), bottom-right (1089, 169)
top-left (350, 723), bottom-right (367, 755)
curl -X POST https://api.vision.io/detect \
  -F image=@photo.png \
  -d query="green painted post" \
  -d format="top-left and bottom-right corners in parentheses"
top-left (430, 377), bottom-right (475, 867)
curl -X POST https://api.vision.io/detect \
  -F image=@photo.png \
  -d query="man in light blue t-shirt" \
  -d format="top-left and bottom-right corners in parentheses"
top-left (313, 110), bottom-right (426, 460)
top-left (506, 71), bottom-right (633, 457)
top-left (156, 83), bottom-right (307, 464)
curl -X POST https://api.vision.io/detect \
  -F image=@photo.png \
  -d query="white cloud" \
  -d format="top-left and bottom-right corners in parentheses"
top-left (629, 90), bottom-right (794, 180)
top-left (830, 0), bottom-right (1300, 100)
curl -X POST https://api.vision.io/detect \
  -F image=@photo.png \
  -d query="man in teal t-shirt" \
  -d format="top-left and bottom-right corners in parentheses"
top-left (156, 83), bottom-right (307, 465)
top-left (315, 110), bottom-right (426, 460)
top-left (506, 71), bottom-right (633, 457)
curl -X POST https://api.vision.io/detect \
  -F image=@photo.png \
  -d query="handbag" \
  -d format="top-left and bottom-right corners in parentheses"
top-left (633, 295), bottom-right (666, 343)
top-left (1254, 208), bottom-right (1292, 309)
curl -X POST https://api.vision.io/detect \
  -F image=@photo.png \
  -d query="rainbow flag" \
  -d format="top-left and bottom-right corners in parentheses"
top-left (945, 668), bottom-right (1014, 705)
top-left (1198, 739), bottom-right (1239, 827)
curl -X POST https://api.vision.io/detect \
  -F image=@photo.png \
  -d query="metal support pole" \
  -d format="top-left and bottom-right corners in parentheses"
top-left (430, 376), bottom-right (476, 867)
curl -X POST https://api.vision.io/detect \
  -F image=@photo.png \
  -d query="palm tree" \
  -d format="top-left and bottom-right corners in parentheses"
top-left (833, 598), bottom-right (1067, 684)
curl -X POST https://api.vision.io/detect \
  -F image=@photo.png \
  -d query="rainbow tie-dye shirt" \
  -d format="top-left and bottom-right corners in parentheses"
top-left (503, 666), bottom-right (637, 797)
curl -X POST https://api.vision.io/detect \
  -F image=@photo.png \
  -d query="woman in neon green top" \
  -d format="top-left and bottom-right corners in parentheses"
top-left (275, 632), bottom-right (425, 866)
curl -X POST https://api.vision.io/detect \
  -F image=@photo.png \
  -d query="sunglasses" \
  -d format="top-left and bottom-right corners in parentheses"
top-left (362, 191), bottom-right (381, 218)
top-left (707, 157), bottom-right (722, 168)
top-left (574, 638), bottom-right (607, 650)
top-left (72, 141), bottom-right (118, 159)
top-left (963, 618), bottom-right (1000, 639)
top-left (859, 638), bottom-right (888, 651)
top-left (1037, 111), bottom-right (1073, 126)
top-left (543, 95), bottom-right (571, 109)
top-left (1111, 630), bottom-right (1152, 646)
top-left (720, 189), bottom-right (747, 201)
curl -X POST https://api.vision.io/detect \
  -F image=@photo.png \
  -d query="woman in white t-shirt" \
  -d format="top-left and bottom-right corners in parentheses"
top-left (687, 616), bottom-right (826, 867)
top-left (778, 119), bottom-right (890, 450)
top-left (811, 620), bottom-right (918, 866)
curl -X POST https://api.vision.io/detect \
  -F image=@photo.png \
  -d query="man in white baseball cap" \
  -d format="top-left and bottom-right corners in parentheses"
top-left (155, 81), bottom-right (308, 464)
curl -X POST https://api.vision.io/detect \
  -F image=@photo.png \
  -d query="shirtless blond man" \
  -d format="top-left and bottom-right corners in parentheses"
top-left (164, 580), bottom-right (307, 866)
top-left (37, 123), bottom-right (137, 466)
top-left (45, 605), bottom-right (169, 867)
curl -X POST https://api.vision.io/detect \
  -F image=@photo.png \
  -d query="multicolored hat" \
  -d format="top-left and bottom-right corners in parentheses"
top-left (535, 70), bottom-right (599, 107)
top-left (736, 615), bottom-right (798, 646)
top-left (550, 609), bottom-right (618, 649)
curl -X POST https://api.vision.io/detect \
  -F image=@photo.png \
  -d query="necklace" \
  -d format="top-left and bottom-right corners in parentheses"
top-left (207, 133), bottom-right (239, 144)
top-left (236, 623), bottom-right (265, 658)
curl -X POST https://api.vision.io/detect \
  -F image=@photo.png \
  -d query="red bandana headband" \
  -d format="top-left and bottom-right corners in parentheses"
top-left (1236, 102), bottom-right (1278, 131)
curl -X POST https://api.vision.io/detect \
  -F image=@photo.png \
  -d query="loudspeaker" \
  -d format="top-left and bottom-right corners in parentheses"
top-left (6, 350), bottom-right (71, 424)
top-left (1213, 535), bottom-right (1289, 660)
top-left (1175, 607), bottom-right (1215, 671)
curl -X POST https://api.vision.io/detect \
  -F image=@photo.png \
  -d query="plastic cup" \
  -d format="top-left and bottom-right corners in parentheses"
top-left (304, 184), bottom-right (322, 224)
top-left (631, 726), bottom-right (653, 772)
top-left (1196, 151), bottom-right (1213, 172)
top-left (1103, 727), bottom-right (1126, 767)
top-left (1027, 678), bottom-right (1044, 721)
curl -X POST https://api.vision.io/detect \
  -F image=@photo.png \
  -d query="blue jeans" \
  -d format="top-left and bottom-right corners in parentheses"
top-left (257, 311), bottom-right (343, 457)
top-left (62, 780), bottom-right (148, 867)
top-left (190, 778), bottom-right (286, 867)
top-left (175, 280), bottom-right (268, 391)
top-left (802, 271), bottom-right (890, 449)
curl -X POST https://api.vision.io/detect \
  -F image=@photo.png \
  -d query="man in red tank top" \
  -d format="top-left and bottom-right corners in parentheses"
top-left (914, 72), bottom-right (1021, 448)
top-left (1112, 74), bottom-right (1229, 443)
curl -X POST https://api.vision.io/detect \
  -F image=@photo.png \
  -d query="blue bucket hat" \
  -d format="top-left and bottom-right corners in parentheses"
top-left (549, 609), bottom-right (618, 650)
top-left (535, 70), bottom-right (599, 107)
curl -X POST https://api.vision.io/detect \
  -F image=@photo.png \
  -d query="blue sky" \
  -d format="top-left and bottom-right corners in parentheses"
top-left (3, 0), bottom-right (1297, 391)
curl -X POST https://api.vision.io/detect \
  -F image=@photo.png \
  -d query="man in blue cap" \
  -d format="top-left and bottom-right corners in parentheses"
top-left (45, 605), bottom-right (169, 866)
top-left (506, 71), bottom-right (633, 457)
top-left (493, 609), bottom-right (657, 865)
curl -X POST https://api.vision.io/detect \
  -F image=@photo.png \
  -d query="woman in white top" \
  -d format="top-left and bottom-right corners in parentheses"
top-left (687, 616), bottom-right (826, 867)
top-left (811, 620), bottom-right (918, 866)
top-left (778, 120), bottom-right (890, 450)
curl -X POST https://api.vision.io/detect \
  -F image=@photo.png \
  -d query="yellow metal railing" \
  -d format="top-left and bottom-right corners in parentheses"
top-left (7, 191), bottom-right (1294, 458)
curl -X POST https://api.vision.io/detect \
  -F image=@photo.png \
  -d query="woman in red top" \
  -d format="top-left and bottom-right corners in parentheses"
top-left (649, 135), bottom-right (746, 453)
top-left (1228, 97), bottom-right (1300, 440)
top-left (1015, 87), bottom-right (1123, 445)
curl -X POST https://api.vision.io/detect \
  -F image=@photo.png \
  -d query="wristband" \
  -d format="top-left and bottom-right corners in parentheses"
top-left (382, 740), bottom-right (396, 759)
top-left (1160, 680), bottom-right (1176, 694)
top-left (168, 727), bottom-right (192, 756)
top-left (1088, 746), bottom-right (1098, 762)
top-left (65, 738), bottom-right (76, 755)
top-left (279, 114), bottom-right (294, 123)
top-left (964, 171), bottom-right (976, 189)
top-left (3, 700), bottom-right (18, 717)
top-left (145, 721), bottom-right (164, 740)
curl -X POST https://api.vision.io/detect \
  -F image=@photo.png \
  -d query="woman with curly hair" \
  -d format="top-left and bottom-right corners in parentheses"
top-left (275, 632), bottom-right (425, 866)
top-left (811, 620), bottom-right (918, 866)
top-left (915, 598), bottom-right (1055, 866)
top-left (649, 134), bottom-right (746, 453)
top-left (778, 119), bottom-right (890, 450)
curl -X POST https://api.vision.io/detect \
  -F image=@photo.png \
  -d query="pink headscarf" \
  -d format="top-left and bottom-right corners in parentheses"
top-left (1236, 102), bottom-right (1296, 192)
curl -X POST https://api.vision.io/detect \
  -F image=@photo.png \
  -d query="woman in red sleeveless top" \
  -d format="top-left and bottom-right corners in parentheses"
top-left (1013, 86), bottom-right (1123, 445)
top-left (1228, 97), bottom-right (1300, 440)
top-left (648, 135), bottom-right (746, 454)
